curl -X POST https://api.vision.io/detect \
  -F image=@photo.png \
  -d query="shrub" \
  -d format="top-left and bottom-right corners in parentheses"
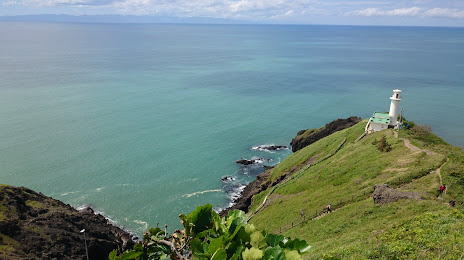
top-left (109, 204), bottom-right (311, 260)
top-left (375, 136), bottom-right (392, 153)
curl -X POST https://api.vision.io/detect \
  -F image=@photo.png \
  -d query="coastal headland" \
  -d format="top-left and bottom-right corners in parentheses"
top-left (2, 116), bottom-right (464, 259)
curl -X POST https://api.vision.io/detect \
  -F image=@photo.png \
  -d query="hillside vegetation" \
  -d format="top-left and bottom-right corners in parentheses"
top-left (247, 120), bottom-right (464, 259)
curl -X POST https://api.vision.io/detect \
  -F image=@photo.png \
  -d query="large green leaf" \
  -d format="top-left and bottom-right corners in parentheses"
top-left (108, 250), bottom-right (117, 260)
top-left (263, 246), bottom-right (286, 260)
top-left (242, 247), bottom-right (264, 260)
top-left (281, 238), bottom-right (311, 253)
top-left (207, 236), bottom-right (224, 256)
top-left (133, 243), bottom-right (143, 251)
top-left (237, 226), bottom-right (251, 244)
top-left (284, 249), bottom-right (302, 260)
top-left (266, 234), bottom-right (285, 247)
top-left (187, 204), bottom-right (216, 236)
top-left (226, 210), bottom-right (247, 230)
top-left (245, 224), bottom-right (256, 235)
top-left (211, 248), bottom-right (227, 260)
top-left (223, 222), bottom-right (244, 245)
top-left (197, 228), bottom-right (217, 240)
top-left (115, 250), bottom-right (143, 260)
top-left (225, 241), bottom-right (243, 259)
top-left (191, 237), bottom-right (207, 255)
top-left (250, 231), bottom-right (267, 249)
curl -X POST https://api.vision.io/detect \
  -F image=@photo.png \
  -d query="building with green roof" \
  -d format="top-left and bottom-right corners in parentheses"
top-left (365, 90), bottom-right (402, 133)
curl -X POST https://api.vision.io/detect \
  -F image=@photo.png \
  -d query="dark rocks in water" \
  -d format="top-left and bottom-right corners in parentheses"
top-left (252, 145), bottom-right (289, 151)
top-left (220, 165), bottom-right (295, 217)
top-left (236, 158), bottom-right (263, 165)
top-left (0, 185), bottom-right (135, 260)
top-left (290, 116), bottom-right (362, 152)
top-left (220, 167), bottom-right (273, 216)
top-left (372, 184), bottom-right (422, 204)
top-left (221, 176), bottom-right (235, 182)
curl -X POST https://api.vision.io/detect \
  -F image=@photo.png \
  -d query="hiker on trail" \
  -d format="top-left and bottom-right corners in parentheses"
top-left (326, 204), bottom-right (332, 213)
top-left (440, 184), bottom-right (446, 195)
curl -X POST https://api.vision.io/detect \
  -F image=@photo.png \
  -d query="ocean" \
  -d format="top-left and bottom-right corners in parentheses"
top-left (1, 23), bottom-right (463, 235)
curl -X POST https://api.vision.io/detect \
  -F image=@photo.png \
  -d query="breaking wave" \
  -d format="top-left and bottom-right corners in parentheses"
top-left (183, 189), bottom-right (222, 198)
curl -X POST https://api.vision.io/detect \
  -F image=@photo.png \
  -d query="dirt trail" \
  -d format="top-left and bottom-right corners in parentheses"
top-left (395, 131), bottom-right (448, 188)
top-left (312, 209), bottom-right (339, 220)
top-left (401, 138), bottom-right (436, 155)
top-left (436, 157), bottom-right (449, 186)
top-left (392, 129), bottom-right (434, 155)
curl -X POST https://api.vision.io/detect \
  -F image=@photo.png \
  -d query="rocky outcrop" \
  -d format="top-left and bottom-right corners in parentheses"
top-left (0, 185), bottom-right (135, 260)
top-left (220, 167), bottom-right (273, 216)
top-left (372, 184), bottom-right (422, 204)
top-left (221, 176), bottom-right (235, 182)
top-left (251, 145), bottom-right (289, 151)
top-left (290, 116), bottom-right (362, 152)
top-left (236, 158), bottom-right (263, 165)
top-left (220, 163), bottom-right (300, 217)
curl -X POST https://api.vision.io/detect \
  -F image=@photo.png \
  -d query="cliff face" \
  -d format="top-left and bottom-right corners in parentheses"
top-left (0, 185), bottom-right (134, 260)
top-left (290, 116), bottom-right (362, 152)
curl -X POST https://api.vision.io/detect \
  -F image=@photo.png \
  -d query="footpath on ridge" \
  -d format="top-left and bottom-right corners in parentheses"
top-left (394, 130), bottom-right (447, 186)
top-left (246, 138), bottom-right (346, 222)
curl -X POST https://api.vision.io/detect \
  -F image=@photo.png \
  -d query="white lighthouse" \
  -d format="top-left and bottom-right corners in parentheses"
top-left (388, 89), bottom-right (402, 128)
top-left (365, 89), bottom-right (403, 134)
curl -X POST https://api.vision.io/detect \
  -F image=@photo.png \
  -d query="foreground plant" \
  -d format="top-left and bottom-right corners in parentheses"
top-left (109, 204), bottom-right (311, 260)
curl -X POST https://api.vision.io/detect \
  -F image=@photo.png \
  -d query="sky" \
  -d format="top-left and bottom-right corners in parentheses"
top-left (1, 0), bottom-right (464, 26)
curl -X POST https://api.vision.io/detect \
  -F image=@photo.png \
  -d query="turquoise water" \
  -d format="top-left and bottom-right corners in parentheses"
top-left (1, 23), bottom-right (464, 235)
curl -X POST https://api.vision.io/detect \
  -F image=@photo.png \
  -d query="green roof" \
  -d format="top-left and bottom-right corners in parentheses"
top-left (369, 112), bottom-right (390, 125)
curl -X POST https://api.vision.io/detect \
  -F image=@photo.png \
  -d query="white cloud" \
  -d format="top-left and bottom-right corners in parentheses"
top-left (108, 0), bottom-right (319, 18)
top-left (353, 7), bottom-right (421, 16)
top-left (321, 1), bottom-right (392, 6)
top-left (352, 6), bottom-right (464, 19)
top-left (387, 7), bottom-right (421, 16)
top-left (21, 0), bottom-right (92, 6)
top-left (424, 8), bottom-right (464, 19)
top-left (3, 0), bottom-right (464, 25)
top-left (2, 0), bottom-right (18, 6)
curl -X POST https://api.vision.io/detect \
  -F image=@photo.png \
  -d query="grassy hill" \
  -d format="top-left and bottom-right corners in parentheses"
top-left (247, 120), bottom-right (464, 259)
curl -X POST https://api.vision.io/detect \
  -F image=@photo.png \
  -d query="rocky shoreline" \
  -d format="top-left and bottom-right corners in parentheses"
top-left (0, 185), bottom-right (135, 260)
top-left (222, 116), bottom-right (361, 216)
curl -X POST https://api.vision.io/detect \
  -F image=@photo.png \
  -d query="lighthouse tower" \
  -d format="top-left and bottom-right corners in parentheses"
top-left (388, 89), bottom-right (402, 128)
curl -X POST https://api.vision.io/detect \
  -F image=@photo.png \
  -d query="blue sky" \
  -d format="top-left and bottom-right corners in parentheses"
top-left (1, 0), bottom-right (464, 26)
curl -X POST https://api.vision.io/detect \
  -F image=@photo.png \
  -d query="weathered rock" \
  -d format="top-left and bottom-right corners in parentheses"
top-left (252, 145), bottom-right (289, 151)
top-left (220, 167), bottom-right (273, 216)
top-left (236, 158), bottom-right (263, 165)
top-left (221, 176), bottom-right (235, 182)
top-left (0, 185), bottom-right (135, 260)
top-left (290, 116), bottom-right (362, 152)
top-left (372, 184), bottom-right (422, 204)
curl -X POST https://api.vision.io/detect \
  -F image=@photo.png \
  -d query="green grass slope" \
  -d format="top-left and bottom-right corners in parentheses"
top-left (248, 121), bottom-right (464, 259)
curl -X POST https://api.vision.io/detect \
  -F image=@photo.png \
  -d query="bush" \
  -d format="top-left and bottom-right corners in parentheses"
top-left (402, 119), bottom-right (415, 130)
top-left (375, 136), bottom-right (392, 153)
top-left (109, 205), bottom-right (311, 260)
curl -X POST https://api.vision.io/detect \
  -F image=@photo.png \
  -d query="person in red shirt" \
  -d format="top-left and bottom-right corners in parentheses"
top-left (439, 184), bottom-right (446, 195)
